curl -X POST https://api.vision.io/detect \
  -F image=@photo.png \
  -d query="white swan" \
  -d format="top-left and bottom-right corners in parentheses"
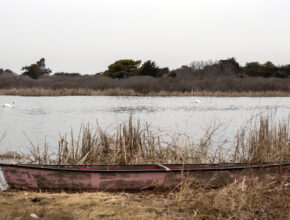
top-left (194, 99), bottom-right (201, 104)
top-left (3, 101), bottom-right (14, 108)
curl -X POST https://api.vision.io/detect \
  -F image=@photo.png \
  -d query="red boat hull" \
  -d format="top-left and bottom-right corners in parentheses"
top-left (1, 163), bottom-right (289, 191)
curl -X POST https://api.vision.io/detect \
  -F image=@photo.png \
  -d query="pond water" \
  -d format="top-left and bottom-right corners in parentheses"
top-left (0, 95), bottom-right (289, 190)
top-left (0, 96), bottom-right (289, 154)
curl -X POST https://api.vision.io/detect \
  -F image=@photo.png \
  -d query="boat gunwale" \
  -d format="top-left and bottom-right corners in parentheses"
top-left (0, 162), bottom-right (289, 173)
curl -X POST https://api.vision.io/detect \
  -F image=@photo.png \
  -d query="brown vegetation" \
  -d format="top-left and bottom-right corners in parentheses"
top-left (0, 74), bottom-right (289, 96)
top-left (0, 88), bottom-right (289, 97)
top-left (234, 115), bottom-right (290, 163)
top-left (0, 180), bottom-right (289, 219)
top-left (0, 151), bottom-right (22, 160)
top-left (22, 114), bottom-right (289, 165)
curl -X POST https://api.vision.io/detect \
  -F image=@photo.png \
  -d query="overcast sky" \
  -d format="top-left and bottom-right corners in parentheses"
top-left (0, 0), bottom-right (290, 74)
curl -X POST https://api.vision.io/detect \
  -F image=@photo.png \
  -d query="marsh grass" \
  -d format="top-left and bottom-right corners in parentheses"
top-left (0, 151), bottom-right (23, 160)
top-left (234, 114), bottom-right (290, 163)
top-left (53, 116), bottom-right (216, 165)
top-left (21, 113), bottom-right (290, 166)
top-left (0, 88), bottom-right (289, 97)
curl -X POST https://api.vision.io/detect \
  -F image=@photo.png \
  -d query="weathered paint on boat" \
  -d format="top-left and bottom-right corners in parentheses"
top-left (0, 163), bottom-right (289, 191)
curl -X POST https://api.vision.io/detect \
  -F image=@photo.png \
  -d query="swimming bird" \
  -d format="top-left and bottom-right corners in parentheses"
top-left (194, 99), bottom-right (201, 104)
top-left (3, 101), bottom-right (14, 108)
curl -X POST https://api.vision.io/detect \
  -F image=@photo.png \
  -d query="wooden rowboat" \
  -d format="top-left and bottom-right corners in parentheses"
top-left (0, 163), bottom-right (289, 191)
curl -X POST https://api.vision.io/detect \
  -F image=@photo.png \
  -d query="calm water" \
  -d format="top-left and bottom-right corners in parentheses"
top-left (0, 96), bottom-right (289, 153)
top-left (0, 95), bottom-right (289, 190)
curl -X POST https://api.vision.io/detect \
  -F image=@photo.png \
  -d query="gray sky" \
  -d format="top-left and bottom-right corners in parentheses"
top-left (0, 0), bottom-right (290, 74)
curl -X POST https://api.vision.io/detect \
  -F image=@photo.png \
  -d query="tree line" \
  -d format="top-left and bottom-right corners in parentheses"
top-left (1, 57), bottom-right (289, 79)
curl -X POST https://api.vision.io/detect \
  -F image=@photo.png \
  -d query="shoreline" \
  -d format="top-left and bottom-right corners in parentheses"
top-left (0, 88), bottom-right (289, 97)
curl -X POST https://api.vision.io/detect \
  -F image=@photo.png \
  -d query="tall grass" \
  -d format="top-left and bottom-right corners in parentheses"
top-left (24, 114), bottom-right (289, 165)
top-left (234, 115), bottom-right (290, 162)
top-left (54, 116), bottom-right (214, 165)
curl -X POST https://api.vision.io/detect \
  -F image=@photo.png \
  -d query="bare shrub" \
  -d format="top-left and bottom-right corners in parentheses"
top-left (0, 74), bottom-right (289, 95)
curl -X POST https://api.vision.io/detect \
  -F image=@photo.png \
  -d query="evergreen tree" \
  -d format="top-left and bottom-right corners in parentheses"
top-left (22, 58), bottom-right (51, 79)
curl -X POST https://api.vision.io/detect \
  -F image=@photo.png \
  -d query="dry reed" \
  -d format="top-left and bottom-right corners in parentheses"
top-left (21, 113), bottom-right (290, 165)
top-left (52, 116), bottom-right (215, 165)
top-left (0, 88), bottom-right (289, 97)
top-left (234, 114), bottom-right (290, 163)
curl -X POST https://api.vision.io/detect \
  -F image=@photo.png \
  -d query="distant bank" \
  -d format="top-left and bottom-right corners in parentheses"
top-left (1, 57), bottom-right (290, 97)
top-left (0, 88), bottom-right (289, 97)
